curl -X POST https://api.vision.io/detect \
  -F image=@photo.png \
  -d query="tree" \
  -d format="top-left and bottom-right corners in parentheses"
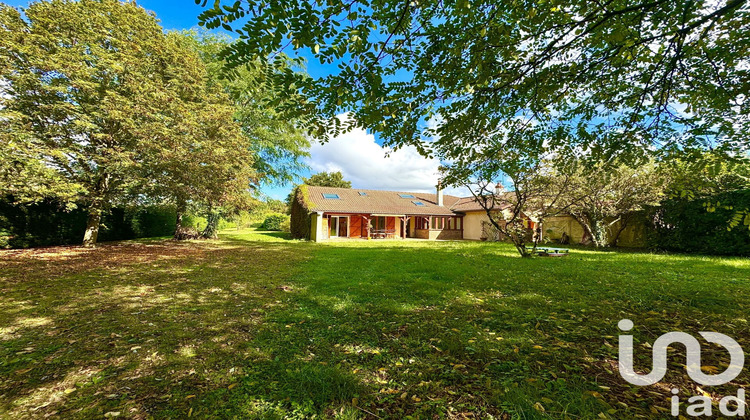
top-left (183, 32), bottom-right (310, 187)
top-left (659, 151), bottom-right (750, 233)
top-left (0, 0), bottom-right (218, 246)
top-left (285, 171), bottom-right (352, 210)
top-left (135, 32), bottom-right (259, 240)
top-left (557, 161), bottom-right (666, 247)
top-left (441, 135), bottom-right (575, 257)
top-left (198, 0), bottom-right (750, 169)
top-left (303, 171), bottom-right (352, 189)
top-left (151, 32), bottom-right (309, 239)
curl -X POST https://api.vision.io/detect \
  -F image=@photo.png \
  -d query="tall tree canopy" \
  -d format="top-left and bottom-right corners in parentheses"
top-left (554, 161), bottom-right (666, 247)
top-left (285, 171), bottom-right (352, 210)
top-left (198, 0), bottom-right (749, 166)
top-left (0, 0), bottom-right (252, 246)
top-left (302, 171), bottom-right (352, 189)
top-left (183, 32), bottom-right (311, 186)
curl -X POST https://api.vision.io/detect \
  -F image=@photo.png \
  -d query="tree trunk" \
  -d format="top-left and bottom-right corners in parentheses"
top-left (173, 200), bottom-right (186, 240)
top-left (572, 213), bottom-right (609, 247)
top-left (609, 215), bottom-right (631, 247)
top-left (81, 173), bottom-right (110, 247)
top-left (589, 218), bottom-right (609, 248)
top-left (201, 210), bottom-right (220, 239)
top-left (82, 205), bottom-right (102, 247)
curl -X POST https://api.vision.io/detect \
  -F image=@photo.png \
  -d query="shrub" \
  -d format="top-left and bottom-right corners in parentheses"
top-left (182, 213), bottom-right (206, 231)
top-left (647, 190), bottom-right (750, 256)
top-left (260, 213), bottom-right (289, 231)
top-left (290, 186), bottom-right (311, 239)
top-left (131, 204), bottom-right (177, 238)
top-left (280, 217), bottom-right (291, 233)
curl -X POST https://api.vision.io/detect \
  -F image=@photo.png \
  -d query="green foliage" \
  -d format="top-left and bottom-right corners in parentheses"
top-left (280, 217), bottom-right (291, 233)
top-left (198, 0), bottom-right (750, 166)
top-left (648, 190), bottom-right (750, 256)
top-left (260, 213), bottom-right (289, 231)
top-left (286, 172), bottom-right (352, 210)
top-left (182, 31), bottom-right (311, 186)
top-left (0, 198), bottom-right (89, 248)
top-left (303, 172), bottom-right (352, 189)
top-left (0, 198), bottom-right (190, 248)
top-left (131, 205), bottom-right (178, 239)
top-left (0, 0), bottom-right (249, 246)
top-left (555, 160), bottom-right (666, 247)
top-left (289, 186), bottom-right (312, 239)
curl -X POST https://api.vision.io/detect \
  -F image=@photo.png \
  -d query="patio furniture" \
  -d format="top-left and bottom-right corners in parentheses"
top-left (371, 229), bottom-right (396, 239)
top-left (525, 246), bottom-right (569, 257)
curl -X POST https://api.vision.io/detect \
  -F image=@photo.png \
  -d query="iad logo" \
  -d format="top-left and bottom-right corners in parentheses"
top-left (618, 319), bottom-right (744, 386)
top-left (617, 319), bottom-right (747, 417)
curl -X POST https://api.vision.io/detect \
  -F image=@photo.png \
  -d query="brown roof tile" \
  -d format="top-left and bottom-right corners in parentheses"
top-left (304, 186), bottom-right (461, 216)
top-left (302, 186), bottom-right (515, 216)
top-left (449, 195), bottom-right (513, 212)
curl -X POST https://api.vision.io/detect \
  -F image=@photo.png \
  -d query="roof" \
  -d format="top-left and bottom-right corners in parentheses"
top-left (303, 186), bottom-right (461, 216)
top-left (449, 193), bottom-right (515, 212)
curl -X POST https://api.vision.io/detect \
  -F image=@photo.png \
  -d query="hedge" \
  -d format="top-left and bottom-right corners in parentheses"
top-left (0, 197), bottom-right (183, 248)
top-left (260, 213), bottom-right (289, 231)
top-left (289, 186), bottom-right (311, 239)
top-left (647, 190), bottom-right (750, 256)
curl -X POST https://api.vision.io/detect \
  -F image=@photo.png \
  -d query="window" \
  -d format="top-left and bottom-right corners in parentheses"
top-left (373, 216), bottom-right (386, 231)
top-left (399, 194), bottom-right (415, 198)
top-left (358, 191), bottom-right (367, 196)
top-left (322, 193), bottom-right (340, 199)
top-left (412, 201), bottom-right (425, 206)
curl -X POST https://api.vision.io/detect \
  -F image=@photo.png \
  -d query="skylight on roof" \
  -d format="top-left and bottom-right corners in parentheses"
top-left (322, 193), bottom-right (340, 199)
top-left (358, 191), bottom-right (367, 196)
top-left (412, 201), bottom-right (426, 206)
top-left (399, 194), bottom-right (415, 198)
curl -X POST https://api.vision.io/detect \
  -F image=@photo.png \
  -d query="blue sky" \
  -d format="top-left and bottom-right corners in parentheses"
top-left (5, 0), bottom-right (468, 199)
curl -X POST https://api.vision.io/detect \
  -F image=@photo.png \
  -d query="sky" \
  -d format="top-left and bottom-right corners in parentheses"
top-left (4, 0), bottom-right (471, 200)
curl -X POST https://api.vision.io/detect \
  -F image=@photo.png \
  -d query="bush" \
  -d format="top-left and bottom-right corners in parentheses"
top-left (182, 213), bottom-right (206, 231)
top-left (280, 217), bottom-right (291, 233)
top-left (131, 204), bottom-right (177, 238)
top-left (260, 213), bottom-right (289, 231)
top-left (1, 197), bottom-right (90, 248)
top-left (647, 190), bottom-right (750, 256)
top-left (290, 186), bottom-right (311, 239)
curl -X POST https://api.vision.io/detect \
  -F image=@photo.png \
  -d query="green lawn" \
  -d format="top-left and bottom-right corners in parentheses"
top-left (1, 230), bottom-right (749, 419)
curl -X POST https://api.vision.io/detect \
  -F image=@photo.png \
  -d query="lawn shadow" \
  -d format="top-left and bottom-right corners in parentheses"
top-left (1, 232), bottom-right (749, 418)
top-left (214, 239), bottom-right (750, 418)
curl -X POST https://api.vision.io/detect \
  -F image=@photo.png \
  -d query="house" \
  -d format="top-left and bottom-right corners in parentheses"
top-left (289, 184), bottom-right (533, 242)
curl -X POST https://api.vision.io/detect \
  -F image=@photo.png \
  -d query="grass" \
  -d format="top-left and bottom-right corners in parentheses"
top-left (1, 229), bottom-right (749, 419)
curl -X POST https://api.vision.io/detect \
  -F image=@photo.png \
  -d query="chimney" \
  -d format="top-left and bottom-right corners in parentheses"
top-left (495, 182), bottom-right (504, 196)
top-left (437, 180), bottom-right (444, 206)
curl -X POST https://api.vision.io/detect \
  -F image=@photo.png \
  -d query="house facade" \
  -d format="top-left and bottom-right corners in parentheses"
top-left (290, 184), bottom-right (531, 242)
top-left (290, 184), bottom-right (647, 246)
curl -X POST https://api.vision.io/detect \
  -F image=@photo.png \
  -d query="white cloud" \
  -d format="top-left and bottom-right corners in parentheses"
top-left (307, 119), bottom-right (471, 197)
